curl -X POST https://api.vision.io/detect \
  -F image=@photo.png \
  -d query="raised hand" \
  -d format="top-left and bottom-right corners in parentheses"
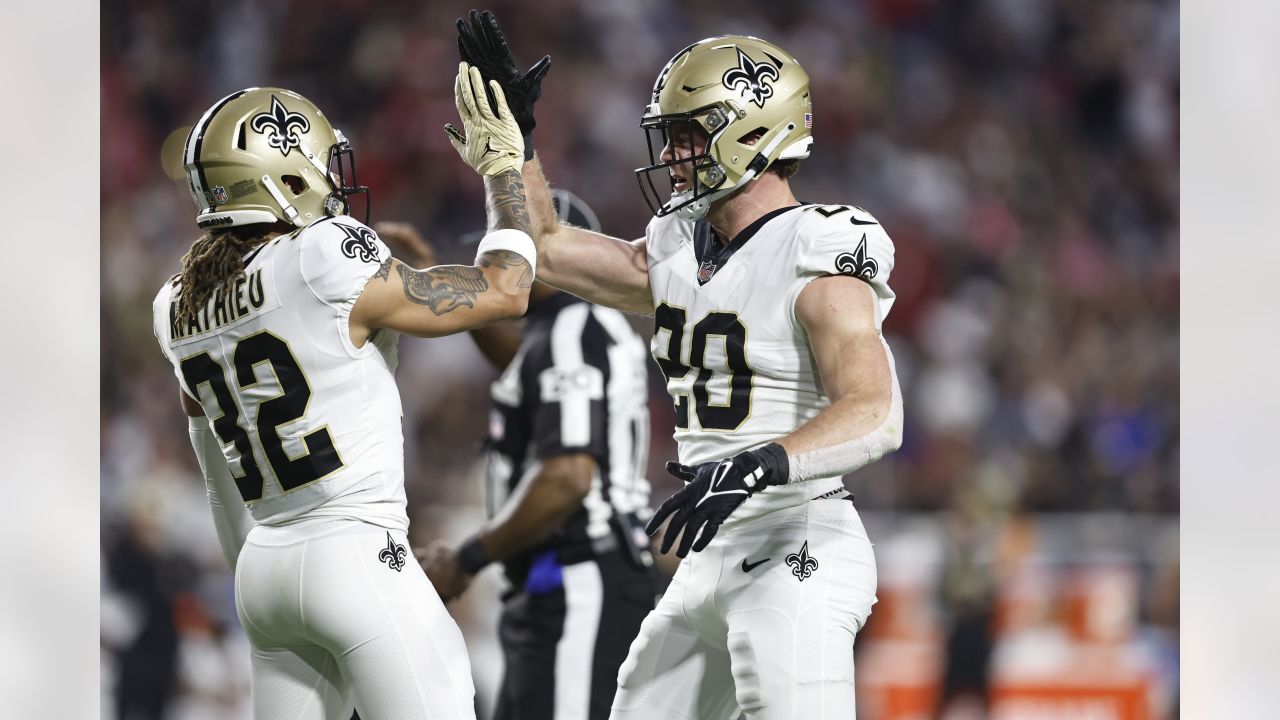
top-left (444, 62), bottom-right (525, 177)
top-left (456, 9), bottom-right (550, 159)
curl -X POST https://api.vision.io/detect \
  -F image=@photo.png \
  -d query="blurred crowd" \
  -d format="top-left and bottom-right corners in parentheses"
top-left (101, 0), bottom-right (1179, 717)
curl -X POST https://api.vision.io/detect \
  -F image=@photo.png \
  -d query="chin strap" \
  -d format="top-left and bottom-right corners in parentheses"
top-left (670, 122), bottom-right (796, 221)
top-left (265, 130), bottom-right (346, 228)
top-left (261, 174), bottom-right (303, 227)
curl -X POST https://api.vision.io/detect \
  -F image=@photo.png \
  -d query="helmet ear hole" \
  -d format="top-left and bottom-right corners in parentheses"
top-left (281, 175), bottom-right (307, 195)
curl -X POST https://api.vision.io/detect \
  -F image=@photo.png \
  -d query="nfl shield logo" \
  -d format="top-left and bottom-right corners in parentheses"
top-left (213, 185), bottom-right (229, 204)
top-left (697, 260), bottom-right (717, 284)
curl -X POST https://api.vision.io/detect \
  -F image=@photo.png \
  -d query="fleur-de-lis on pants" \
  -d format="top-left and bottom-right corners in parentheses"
top-left (785, 540), bottom-right (819, 582)
top-left (378, 531), bottom-right (407, 572)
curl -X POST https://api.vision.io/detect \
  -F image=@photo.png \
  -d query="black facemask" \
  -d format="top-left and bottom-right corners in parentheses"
top-left (326, 138), bottom-right (370, 224)
top-left (634, 113), bottom-right (724, 218)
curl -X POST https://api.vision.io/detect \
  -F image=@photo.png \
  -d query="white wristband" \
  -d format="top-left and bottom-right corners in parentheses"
top-left (475, 228), bottom-right (536, 279)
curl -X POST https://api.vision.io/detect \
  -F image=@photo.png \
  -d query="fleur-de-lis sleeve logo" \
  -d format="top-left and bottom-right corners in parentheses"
top-left (250, 96), bottom-right (311, 157)
top-left (785, 540), bottom-right (819, 582)
top-left (338, 223), bottom-right (381, 263)
top-left (721, 48), bottom-right (780, 109)
top-left (835, 234), bottom-right (880, 281)
top-left (378, 531), bottom-right (407, 572)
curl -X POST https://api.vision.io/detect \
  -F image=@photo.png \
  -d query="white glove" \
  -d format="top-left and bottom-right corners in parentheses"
top-left (445, 62), bottom-right (525, 177)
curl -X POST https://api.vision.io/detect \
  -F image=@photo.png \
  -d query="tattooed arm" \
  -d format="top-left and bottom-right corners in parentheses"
top-left (349, 246), bottom-right (532, 343)
top-left (374, 220), bottom-right (525, 370)
top-left (359, 63), bottom-right (537, 345)
top-left (485, 168), bottom-right (532, 235)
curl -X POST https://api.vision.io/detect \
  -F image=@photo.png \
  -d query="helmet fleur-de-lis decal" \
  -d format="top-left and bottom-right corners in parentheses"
top-left (835, 234), bottom-right (880, 281)
top-left (785, 540), bottom-right (819, 582)
top-left (250, 95), bottom-right (311, 157)
top-left (721, 48), bottom-right (780, 109)
top-left (378, 531), bottom-right (407, 572)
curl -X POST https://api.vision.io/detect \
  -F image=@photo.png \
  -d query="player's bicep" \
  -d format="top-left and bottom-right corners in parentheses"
top-left (796, 275), bottom-right (892, 407)
top-left (540, 224), bottom-right (652, 315)
top-left (352, 255), bottom-right (530, 339)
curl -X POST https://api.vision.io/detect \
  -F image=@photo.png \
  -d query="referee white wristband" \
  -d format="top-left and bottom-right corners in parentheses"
top-left (474, 228), bottom-right (536, 279)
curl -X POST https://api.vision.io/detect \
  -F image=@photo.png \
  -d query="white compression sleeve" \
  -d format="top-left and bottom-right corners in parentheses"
top-left (188, 416), bottom-right (254, 569)
top-left (475, 228), bottom-right (536, 278)
top-left (787, 342), bottom-right (905, 483)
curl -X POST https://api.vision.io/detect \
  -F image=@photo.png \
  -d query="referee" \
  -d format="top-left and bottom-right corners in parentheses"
top-left (408, 190), bottom-right (658, 720)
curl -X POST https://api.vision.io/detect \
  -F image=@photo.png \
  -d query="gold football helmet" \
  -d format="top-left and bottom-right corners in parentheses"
top-left (180, 88), bottom-right (368, 230)
top-left (637, 36), bottom-right (812, 220)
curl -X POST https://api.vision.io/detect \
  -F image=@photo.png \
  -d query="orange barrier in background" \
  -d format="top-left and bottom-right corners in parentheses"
top-left (990, 678), bottom-right (1149, 720)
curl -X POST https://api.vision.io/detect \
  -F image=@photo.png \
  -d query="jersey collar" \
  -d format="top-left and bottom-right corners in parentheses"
top-left (692, 204), bottom-right (803, 286)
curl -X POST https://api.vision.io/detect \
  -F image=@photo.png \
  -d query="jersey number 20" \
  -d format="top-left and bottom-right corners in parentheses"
top-left (180, 331), bottom-right (344, 502)
top-left (654, 303), bottom-right (754, 431)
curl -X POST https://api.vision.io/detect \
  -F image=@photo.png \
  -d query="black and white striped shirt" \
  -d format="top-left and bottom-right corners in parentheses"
top-left (485, 293), bottom-right (652, 583)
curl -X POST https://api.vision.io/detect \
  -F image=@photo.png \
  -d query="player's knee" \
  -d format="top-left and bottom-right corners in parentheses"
top-left (727, 629), bottom-right (770, 714)
top-left (614, 621), bottom-right (652, 692)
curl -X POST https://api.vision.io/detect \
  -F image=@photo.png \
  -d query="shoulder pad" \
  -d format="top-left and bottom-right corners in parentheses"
top-left (298, 216), bottom-right (391, 308)
top-left (794, 204), bottom-right (897, 320)
top-left (644, 212), bottom-right (695, 263)
top-left (795, 204), bottom-right (894, 285)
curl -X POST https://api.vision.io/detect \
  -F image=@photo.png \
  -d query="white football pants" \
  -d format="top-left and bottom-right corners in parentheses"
top-left (610, 494), bottom-right (877, 720)
top-left (235, 521), bottom-right (477, 720)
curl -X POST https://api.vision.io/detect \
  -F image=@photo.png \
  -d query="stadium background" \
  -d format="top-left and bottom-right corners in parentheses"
top-left (100, 1), bottom-right (1179, 718)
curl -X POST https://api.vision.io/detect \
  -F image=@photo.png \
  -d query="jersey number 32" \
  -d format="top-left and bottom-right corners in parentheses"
top-left (180, 331), bottom-right (344, 502)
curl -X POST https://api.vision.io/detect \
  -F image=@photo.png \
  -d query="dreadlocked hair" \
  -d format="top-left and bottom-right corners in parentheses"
top-left (175, 224), bottom-right (280, 320)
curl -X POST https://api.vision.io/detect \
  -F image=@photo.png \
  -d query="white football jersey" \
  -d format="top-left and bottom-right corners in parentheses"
top-left (645, 202), bottom-right (897, 476)
top-left (153, 216), bottom-right (407, 530)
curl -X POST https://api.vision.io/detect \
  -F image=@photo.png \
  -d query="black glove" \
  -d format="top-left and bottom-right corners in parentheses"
top-left (645, 443), bottom-right (790, 558)
top-left (456, 9), bottom-right (551, 161)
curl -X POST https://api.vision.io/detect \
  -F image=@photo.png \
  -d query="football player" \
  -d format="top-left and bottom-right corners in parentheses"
top-left (452, 12), bottom-right (903, 719)
top-left (152, 79), bottom-right (534, 719)
top-left (378, 192), bottom-right (658, 720)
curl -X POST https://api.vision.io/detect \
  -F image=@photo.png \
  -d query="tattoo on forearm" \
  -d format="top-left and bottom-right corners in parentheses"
top-left (396, 263), bottom-right (489, 315)
top-left (478, 249), bottom-right (534, 289)
top-left (373, 259), bottom-right (393, 282)
top-left (485, 169), bottom-right (532, 235)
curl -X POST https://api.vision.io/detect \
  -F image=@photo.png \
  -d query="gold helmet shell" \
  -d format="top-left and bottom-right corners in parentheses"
top-left (180, 88), bottom-right (367, 230)
top-left (637, 36), bottom-right (812, 220)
